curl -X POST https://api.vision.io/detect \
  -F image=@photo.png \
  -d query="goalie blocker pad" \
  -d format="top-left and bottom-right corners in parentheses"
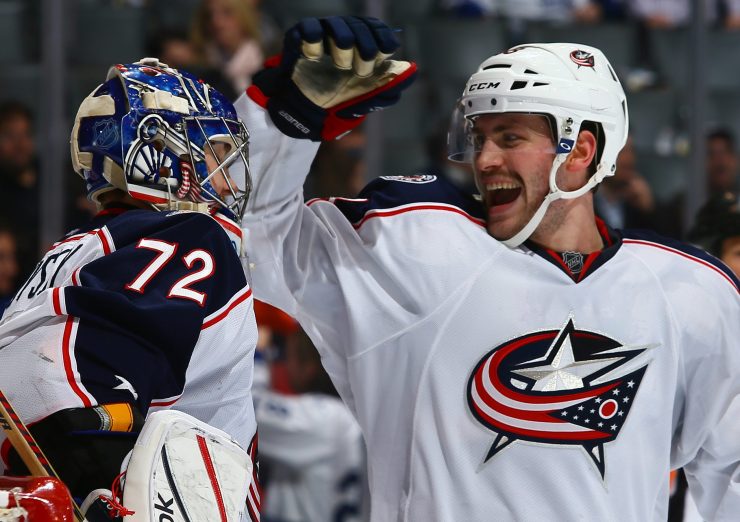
top-left (123, 410), bottom-right (252, 522)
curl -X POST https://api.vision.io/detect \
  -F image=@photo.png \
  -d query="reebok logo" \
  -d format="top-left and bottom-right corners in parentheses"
top-left (155, 492), bottom-right (175, 521)
top-left (278, 110), bottom-right (310, 135)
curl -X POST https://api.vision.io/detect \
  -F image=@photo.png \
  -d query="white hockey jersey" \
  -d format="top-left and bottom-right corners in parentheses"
top-left (255, 390), bottom-right (365, 522)
top-left (236, 96), bottom-right (740, 522)
top-left (0, 207), bottom-right (260, 518)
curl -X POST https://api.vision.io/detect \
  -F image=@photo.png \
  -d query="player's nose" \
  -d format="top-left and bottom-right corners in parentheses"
top-left (475, 140), bottom-right (505, 173)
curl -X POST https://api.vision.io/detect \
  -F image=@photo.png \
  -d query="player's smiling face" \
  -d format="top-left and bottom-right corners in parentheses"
top-left (471, 113), bottom-right (556, 241)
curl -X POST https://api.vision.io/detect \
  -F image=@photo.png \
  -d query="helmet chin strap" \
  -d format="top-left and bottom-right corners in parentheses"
top-left (500, 154), bottom-right (603, 249)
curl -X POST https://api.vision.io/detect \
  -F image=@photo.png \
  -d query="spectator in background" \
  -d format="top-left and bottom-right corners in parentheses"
top-left (247, 0), bottom-right (282, 56)
top-left (657, 128), bottom-right (740, 240)
top-left (0, 222), bottom-right (20, 312)
top-left (0, 101), bottom-right (39, 280)
top-left (306, 127), bottom-right (367, 199)
top-left (423, 122), bottom-right (477, 194)
top-left (688, 191), bottom-right (740, 276)
top-left (254, 299), bottom-right (301, 394)
top-left (255, 328), bottom-right (367, 522)
top-left (191, 0), bottom-right (264, 97)
top-left (628, 0), bottom-right (740, 28)
top-left (501, 0), bottom-right (604, 23)
top-left (440, 0), bottom-right (603, 22)
top-left (155, 29), bottom-right (197, 67)
top-left (595, 135), bottom-right (658, 229)
top-left (706, 127), bottom-right (739, 197)
top-left (148, 29), bottom-right (235, 99)
top-left (716, 213), bottom-right (740, 276)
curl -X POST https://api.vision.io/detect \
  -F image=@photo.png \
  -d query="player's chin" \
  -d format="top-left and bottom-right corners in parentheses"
top-left (486, 218), bottom-right (521, 242)
top-left (486, 200), bottom-right (524, 232)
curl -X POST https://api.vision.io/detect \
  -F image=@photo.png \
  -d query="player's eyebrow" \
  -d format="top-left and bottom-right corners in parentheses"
top-left (472, 122), bottom-right (522, 135)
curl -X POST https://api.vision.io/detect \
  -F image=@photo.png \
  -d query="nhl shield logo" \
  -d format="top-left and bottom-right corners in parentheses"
top-left (92, 118), bottom-right (119, 149)
top-left (467, 316), bottom-right (656, 478)
top-left (562, 252), bottom-right (584, 274)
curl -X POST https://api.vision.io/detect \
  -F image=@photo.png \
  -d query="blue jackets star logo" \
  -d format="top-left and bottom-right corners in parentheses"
top-left (467, 315), bottom-right (656, 478)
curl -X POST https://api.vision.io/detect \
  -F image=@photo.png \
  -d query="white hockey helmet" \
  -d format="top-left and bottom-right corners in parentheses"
top-left (448, 43), bottom-right (629, 247)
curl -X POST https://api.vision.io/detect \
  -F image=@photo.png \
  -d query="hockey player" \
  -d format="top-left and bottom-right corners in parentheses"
top-left (235, 16), bottom-right (740, 521)
top-left (256, 329), bottom-right (366, 522)
top-left (0, 59), bottom-right (260, 519)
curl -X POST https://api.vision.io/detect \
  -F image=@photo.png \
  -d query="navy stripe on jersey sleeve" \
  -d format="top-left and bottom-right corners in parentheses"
top-left (622, 228), bottom-right (739, 288)
top-left (63, 210), bottom-right (248, 409)
top-left (329, 173), bottom-right (485, 225)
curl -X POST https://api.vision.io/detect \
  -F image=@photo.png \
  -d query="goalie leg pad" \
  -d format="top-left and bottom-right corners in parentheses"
top-left (122, 410), bottom-right (252, 522)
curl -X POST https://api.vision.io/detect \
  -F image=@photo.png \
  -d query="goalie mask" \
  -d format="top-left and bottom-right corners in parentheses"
top-left (448, 43), bottom-right (628, 247)
top-left (71, 58), bottom-right (251, 220)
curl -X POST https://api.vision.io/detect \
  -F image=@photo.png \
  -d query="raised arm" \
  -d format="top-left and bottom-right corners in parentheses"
top-left (236, 17), bottom-right (416, 390)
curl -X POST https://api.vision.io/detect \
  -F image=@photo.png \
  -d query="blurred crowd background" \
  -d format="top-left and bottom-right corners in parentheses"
top-left (0, 1), bottom-right (738, 520)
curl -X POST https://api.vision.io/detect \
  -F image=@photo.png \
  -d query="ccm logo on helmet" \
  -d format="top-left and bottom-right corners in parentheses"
top-left (468, 81), bottom-right (501, 92)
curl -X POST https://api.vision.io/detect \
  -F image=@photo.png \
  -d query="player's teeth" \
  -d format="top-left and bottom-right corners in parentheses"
top-left (485, 182), bottom-right (521, 191)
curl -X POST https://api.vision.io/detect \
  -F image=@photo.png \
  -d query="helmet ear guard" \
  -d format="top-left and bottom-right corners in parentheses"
top-left (448, 43), bottom-right (628, 247)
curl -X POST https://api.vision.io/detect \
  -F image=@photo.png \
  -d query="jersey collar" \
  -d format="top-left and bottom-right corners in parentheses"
top-left (523, 217), bottom-right (622, 283)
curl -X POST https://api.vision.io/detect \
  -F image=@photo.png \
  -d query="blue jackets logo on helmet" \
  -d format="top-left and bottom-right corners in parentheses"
top-left (570, 50), bottom-right (595, 68)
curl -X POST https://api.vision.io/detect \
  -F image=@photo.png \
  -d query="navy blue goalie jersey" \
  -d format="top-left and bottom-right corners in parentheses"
top-left (0, 207), bottom-right (258, 464)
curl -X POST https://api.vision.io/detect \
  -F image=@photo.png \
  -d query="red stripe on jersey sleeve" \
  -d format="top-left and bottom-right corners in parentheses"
top-left (95, 228), bottom-right (112, 255)
top-left (61, 317), bottom-right (93, 407)
top-left (202, 287), bottom-right (252, 330)
top-left (52, 288), bottom-right (63, 315)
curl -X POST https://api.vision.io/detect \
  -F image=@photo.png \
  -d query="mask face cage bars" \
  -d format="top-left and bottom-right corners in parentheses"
top-left (181, 115), bottom-right (252, 220)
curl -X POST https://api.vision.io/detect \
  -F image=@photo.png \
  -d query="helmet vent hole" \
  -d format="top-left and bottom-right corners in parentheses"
top-left (490, 98), bottom-right (497, 106)
top-left (524, 69), bottom-right (538, 74)
top-left (482, 64), bottom-right (511, 70)
top-left (511, 81), bottom-right (527, 90)
top-left (532, 82), bottom-right (549, 87)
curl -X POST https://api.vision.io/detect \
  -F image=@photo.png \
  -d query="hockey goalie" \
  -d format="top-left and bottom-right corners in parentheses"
top-left (0, 57), bottom-right (260, 521)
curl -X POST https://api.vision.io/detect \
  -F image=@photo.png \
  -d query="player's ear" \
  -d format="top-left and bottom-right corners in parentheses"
top-left (564, 129), bottom-right (597, 173)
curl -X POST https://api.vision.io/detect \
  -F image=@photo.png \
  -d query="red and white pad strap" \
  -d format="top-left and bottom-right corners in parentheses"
top-left (122, 410), bottom-right (252, 521)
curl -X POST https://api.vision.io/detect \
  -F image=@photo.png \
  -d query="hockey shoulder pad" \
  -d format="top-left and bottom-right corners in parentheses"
top-left (122, 410), bottom-right (252, 521)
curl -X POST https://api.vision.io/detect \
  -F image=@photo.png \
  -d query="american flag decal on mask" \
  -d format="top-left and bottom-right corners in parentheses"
top-left (467, 316), bottom-right (655, 478)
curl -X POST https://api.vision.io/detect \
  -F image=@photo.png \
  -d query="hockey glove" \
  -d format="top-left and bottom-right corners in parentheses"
top-left (247, 16), bottom-right (417, 141)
